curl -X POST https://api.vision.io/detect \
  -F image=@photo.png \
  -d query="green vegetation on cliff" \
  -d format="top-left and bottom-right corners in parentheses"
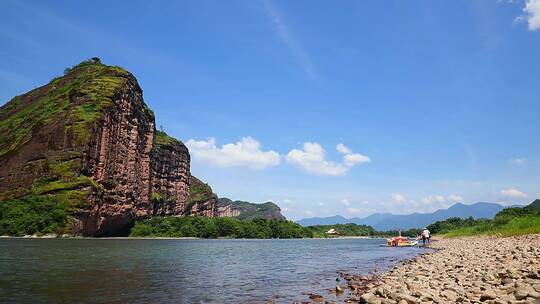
top-left (188, 176), bottom-right (214, 204)
top-left (0, 58), bottom-right (136, 158)
top-left (0, 59), bottom-right (139, 236)
top-left (0, 196), bottom-right (69, 236)
top-left (155, 130), bottom-right (176, 145)
top-left (428, 199), bottom-right (540, 237)
top-left (0, 172), bottom-right (99, 236)
top-left (130, 216), bottom-right (312, 239)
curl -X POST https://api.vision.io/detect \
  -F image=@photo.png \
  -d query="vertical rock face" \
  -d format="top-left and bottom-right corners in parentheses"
top-left (0, 61), bottom-right (211, 236)
top-left (77, 73), bottom-right (157, 236)
top-left (150, 134), bottom-right (191, 216)
top-left (216, 204), bottom-right (242, 218)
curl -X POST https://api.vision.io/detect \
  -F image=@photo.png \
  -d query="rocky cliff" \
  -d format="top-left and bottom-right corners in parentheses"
top-left (187, 176), bottom-right (217, 217)
top-left (150, 131), bottom-right (191, 217)
top-left (217, 198), bottom-right (285, 220)
top-left (0, 59), bottom-right (210, 236)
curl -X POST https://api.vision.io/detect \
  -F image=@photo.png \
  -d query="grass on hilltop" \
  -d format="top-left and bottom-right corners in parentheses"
top-left (0, 57), bottom-right (140, 157)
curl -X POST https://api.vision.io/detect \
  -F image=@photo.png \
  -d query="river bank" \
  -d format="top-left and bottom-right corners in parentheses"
top-left (314, 234), bottom-right (540, 304)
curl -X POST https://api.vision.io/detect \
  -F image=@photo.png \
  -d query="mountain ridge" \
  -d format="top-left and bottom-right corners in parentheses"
top-left (297, 202), bottom-right (507, 230)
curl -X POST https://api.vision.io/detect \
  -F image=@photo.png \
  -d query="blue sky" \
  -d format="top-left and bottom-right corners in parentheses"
top-left (1, 0), bottom-right (539, 219)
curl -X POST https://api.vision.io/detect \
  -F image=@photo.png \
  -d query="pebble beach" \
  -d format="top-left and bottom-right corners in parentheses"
top-left (302, 234), bottom-right (540, 304)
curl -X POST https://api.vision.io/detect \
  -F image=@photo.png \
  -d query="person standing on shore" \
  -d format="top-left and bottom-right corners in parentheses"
top-left (421, 228), bottom-right (431, 247)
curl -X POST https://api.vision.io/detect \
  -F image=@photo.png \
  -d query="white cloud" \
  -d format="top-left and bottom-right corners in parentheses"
top-left (516, 0), bottom-right (540, 30)
top-left (318, 202), bottom-right (325, 206)
top-left (303, 210), bottom-right (314, 216)
top-left (287, 142), bottom-right (346, 176)
top-left (286, 142), bottom-right (370, 176)
top-left (340, 198), bottom-right (350, 206)
top-left (343, 153), bottom-right (371, 167)
top-left (421, 195), bottom-right (447, 204)
top-left (392, 193), bottom-right (406, 203)
top-left (337, 143), bottom-right (371, 166)
top-left (509, 158), bottom-right (527, 165)
top-left (336, 143), bottom-right (352, 154)
top-left (346, 207), bottom-right (363, 214)
top-left (500, 188), bottom-right (528, 198)
top-left (186, 137), bottom-right (280, 169)
top-left (447, 194), bottom-right (464, 202)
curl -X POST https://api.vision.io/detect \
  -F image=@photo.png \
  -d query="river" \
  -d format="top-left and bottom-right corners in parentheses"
top-left (0, 238), bottom-right (422, 303)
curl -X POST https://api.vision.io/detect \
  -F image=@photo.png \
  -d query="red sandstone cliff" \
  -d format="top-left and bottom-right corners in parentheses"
top-left (186, 176), bottom-right (218, 218)
top-left (150, 134), bottom-right (191, 217)
top-left (0, 60), bottom-right (216, 236)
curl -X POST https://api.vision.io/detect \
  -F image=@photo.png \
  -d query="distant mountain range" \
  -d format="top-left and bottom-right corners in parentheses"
top-left (297, 202), bottom-right (508, 230)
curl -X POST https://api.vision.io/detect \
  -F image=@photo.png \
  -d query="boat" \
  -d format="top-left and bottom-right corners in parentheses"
top-left (386, 236), bottom-right (418, 247)
top-left (384, 231), bottom-right (419, 247)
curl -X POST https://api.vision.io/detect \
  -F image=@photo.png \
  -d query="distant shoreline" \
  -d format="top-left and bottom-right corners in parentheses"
top-left (0, 235), bottom-right (384, 240)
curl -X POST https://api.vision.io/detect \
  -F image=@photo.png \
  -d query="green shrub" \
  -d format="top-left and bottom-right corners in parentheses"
top-left (427, 217), bottom-right (487, 234)
top-left (129, 216), bottom-right (312, 239)
top-left (305, 223), bottom-right (376, 238)
top-left (0, 196), bottom-right (69, 236)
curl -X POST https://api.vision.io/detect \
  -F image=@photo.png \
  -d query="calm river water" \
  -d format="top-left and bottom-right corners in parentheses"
top-left (0, 238), bottom-right (421, 303)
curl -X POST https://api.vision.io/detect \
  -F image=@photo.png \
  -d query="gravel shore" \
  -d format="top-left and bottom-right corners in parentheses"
top-left (312, 234), bottom-right (540, 304)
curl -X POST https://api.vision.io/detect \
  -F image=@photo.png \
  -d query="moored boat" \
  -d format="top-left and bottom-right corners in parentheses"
top-left (385, 235), bottom-right (419, 247)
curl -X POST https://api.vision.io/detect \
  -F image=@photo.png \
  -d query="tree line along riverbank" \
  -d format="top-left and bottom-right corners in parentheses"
top-left (1, 195), bottom-right (539, 239)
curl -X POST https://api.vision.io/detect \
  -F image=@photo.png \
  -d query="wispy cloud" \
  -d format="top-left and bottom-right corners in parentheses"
top-left (421, 195), bottom-right (446, 204)
top-left (392, 193), bottom-right (406, 204)
top-left (515, 0), bottom-right (540, 31)
top-left (447, 194), bottom-right (464, 202)
top-left (421, 194), bottom-right (463, 204)
top-left (261, 0), bottom-right (317, 78)
top-left (500, 188), bottom-right (528, 198)
top-left (509, 158), bottom-right (527, 165)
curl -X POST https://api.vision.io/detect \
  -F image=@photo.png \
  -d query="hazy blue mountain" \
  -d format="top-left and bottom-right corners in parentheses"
top-left (352, 213), bottom-right (394, 227)
top-left (296, 215), bottom-right (349, 226)
top-left (297, 202), bottom-right (505, 230)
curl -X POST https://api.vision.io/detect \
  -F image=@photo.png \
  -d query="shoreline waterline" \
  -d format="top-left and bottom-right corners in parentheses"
top-left (0, 234), bottom-right (384, 240)
top-left (321, 234), bottom-right (540, 303)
